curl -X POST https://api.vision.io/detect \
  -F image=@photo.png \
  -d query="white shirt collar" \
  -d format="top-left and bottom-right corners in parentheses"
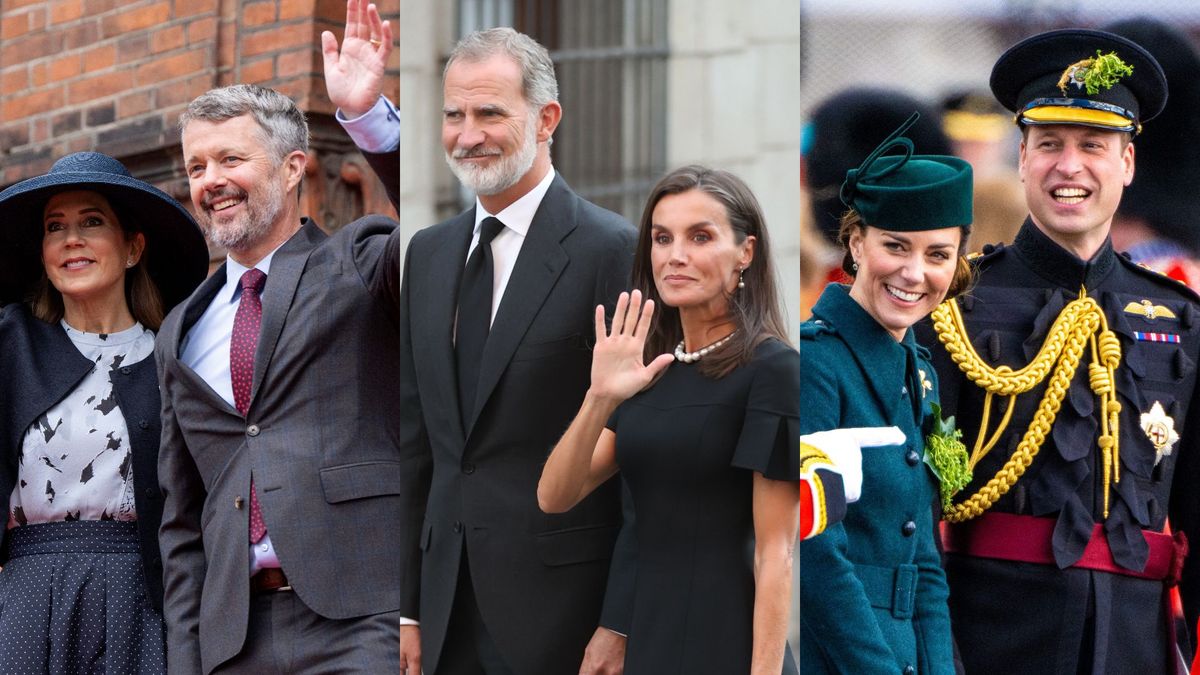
top-left (472, 166), bottom-right (557, 237)
top-left (219, 243), bottom-right (285, 305)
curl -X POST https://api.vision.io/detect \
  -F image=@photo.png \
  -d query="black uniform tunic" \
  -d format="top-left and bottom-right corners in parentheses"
top-left (918, 220), bottom-right (1200, 674)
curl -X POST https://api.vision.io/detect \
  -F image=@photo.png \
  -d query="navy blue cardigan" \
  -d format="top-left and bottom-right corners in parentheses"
top-left (0, 304), bottom-right (165, 610)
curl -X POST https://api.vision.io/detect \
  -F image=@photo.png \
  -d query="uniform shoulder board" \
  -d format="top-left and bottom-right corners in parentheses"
top-left (800, 318), bottom-right (836, 340)
top-left (968, 242), bottom-right (1007, 268)
top-left (1118, 255), bottom-right (1200, 302)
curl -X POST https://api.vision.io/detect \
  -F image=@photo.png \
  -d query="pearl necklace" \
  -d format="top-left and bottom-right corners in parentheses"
top-left (674, 331), bottom-right (737, 364)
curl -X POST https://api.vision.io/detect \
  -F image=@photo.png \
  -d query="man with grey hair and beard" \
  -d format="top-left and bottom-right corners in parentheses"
top-left (385, 26), bottom-right (638, 675)
top-left (155, 75), bottom-right (420, 673)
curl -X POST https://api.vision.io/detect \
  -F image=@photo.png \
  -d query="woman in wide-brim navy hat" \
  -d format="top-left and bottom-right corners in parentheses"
top-left (0, 151), bottom-right (206, 674)
top-left (799, 113), bottom-right (972, 675)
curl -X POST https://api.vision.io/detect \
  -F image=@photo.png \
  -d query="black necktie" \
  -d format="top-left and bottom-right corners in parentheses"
top-left (456, 216), bottom-right (505, 425)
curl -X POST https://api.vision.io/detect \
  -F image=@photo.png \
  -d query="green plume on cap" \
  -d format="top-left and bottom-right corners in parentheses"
top-left (1058, 51), bottom-right (1134, 96)
top-left (1085, 51), bottom-right (1134, 94)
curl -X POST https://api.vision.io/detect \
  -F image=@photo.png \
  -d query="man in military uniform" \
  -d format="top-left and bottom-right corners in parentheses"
top-left (918, 29), bottom-right (1200, 674)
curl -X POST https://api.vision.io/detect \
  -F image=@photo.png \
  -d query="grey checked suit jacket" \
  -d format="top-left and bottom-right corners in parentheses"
top-left (400, 173), bottom-right (638, 675)
top-left (157, 204), bottom-right (422, 673)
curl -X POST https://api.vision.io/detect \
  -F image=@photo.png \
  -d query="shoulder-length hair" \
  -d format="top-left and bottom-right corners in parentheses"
top-left (632, 165), bottom-right (790, 379)
top-left (32, 195), bottom-right (164, 330)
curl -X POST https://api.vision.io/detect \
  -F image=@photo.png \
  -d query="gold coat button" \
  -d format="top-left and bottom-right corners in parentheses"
top-left (235, 496), bottom-right (244, 510)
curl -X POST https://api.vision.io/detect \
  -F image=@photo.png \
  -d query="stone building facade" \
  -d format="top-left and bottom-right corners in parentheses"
top-left (400, 0), bottom-right (801, 335)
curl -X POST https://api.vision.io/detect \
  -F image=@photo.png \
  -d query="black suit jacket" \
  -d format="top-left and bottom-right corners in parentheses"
top-left (400, 173), bottom-right (638, 675)
top-left (0, 304), bottom-right (166, 608)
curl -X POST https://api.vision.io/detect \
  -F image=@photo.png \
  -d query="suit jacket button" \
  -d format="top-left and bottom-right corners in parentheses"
top-left (247, 425), bottom-right (260, 437)
top-left (120, 366), bottom-right (132, 375)
top-left (235, 496), bottom-right (244, 510)
top-left (138, 419), bottom-right (150, 430)
top-left (453, 521), bottom-right (463, 533)
top-left (462, 462), bottom-right (475, 475)
top-left (905, 450), bottom-right (920, 466)
top-left (902, 520), bottom-right (917, 537)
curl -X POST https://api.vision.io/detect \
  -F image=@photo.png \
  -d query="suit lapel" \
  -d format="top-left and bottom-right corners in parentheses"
top-left (422, 211), bottom-right (474, 441)
top-left (174, 263), bottom-right (227, 359)
top-left (252, 220), bottom-right (324, 406)
top-left (467, 177), bottom-right (574, 431)
top-left (168, 263), bottom-right (239, 415)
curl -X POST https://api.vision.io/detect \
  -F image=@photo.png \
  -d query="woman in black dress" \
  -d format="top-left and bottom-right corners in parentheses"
top-left (0, 152), bottom-right (208, 673)
top-left (539, 166), bottom-right (799, 674)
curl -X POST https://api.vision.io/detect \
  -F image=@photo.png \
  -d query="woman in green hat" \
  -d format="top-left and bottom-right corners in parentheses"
top-left (799, 114), bottom-right (973, 675)
top-left (0, 152), bottom-right (208, 673)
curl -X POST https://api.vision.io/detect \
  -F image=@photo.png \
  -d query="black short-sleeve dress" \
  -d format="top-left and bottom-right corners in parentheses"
top-left (607, 338), bottom-right (799, 675)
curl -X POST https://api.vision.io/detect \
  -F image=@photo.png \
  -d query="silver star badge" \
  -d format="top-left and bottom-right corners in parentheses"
top-left (1141, 401), bottom-right (1180, 466)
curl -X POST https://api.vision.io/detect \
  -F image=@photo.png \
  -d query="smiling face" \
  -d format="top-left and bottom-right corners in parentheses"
top-left (441, 54), bottom-right (559, 207)
top-left (847, 224), bottom-right (962, 341)
top-left (649, 189), bottom-right (754, 318)
top-left (1020, 124), bottom-right (1134, 259)
top-left (41, 190), bottom-right (143, 312)
top-left (182, 114), bottom-right (301, 256)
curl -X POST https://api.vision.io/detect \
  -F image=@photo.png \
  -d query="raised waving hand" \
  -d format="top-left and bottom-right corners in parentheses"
top-left (589, 290), bottom-right (675, 404)
top-left (321, 0), bottom-right (393, 118)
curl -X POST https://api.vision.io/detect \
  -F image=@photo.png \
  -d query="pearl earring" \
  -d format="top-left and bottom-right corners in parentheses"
top-left (126, 259), bottom-right (134, 267)
top-left (737, 268), bottom-right (745, 289)
top-left (852, 261), bottom-right (859, 272)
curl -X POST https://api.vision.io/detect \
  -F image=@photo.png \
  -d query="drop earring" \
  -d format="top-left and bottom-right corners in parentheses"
top-left (737, 268), bottom-right (745, 289)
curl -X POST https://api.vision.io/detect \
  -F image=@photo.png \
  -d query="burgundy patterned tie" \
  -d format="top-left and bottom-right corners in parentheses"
top-left (231, 268), bottom-right (268, 542)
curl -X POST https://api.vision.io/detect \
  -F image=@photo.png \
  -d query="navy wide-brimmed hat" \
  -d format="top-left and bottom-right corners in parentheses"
top-left (840, 113), bottom-right (973, 233)
top-left (990, 28), bottom-right (1167, 135)
top-left (0, 152), bottom-right (208, 310)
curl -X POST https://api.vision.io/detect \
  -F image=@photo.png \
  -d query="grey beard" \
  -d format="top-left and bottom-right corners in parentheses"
top-left (201, 182), bottom-right (284, 252)
top-left (445, 116), bottom-right (540, 196)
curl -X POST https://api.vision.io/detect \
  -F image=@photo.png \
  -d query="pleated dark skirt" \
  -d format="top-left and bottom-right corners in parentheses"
top-left (0, 520), bottom-right (165, 674)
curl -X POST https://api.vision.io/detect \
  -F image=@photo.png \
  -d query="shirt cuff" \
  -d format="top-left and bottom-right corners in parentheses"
top-left (399, 617), bottom-right (419, 626)
top-left (602, 625), bottom-right (627, 638)
top-left (336, 96), bottom-right (400, 154)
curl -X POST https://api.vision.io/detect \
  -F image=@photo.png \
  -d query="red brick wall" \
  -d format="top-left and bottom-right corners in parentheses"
top-left (0, 0), bottom-right (400, 196)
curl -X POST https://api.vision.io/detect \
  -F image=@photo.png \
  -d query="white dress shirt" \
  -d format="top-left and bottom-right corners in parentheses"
top-left (466, 166), bottom-right (557, 326)
top-left (180, 246), bottom-right (283, 575)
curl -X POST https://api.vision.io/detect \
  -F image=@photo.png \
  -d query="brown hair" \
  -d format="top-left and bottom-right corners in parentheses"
top-left (631, 165), bottom-right (790, 379)
top-left (837, 209), bottom-right (974, 301)
top-left (32, 195), bottom-right (165, 330)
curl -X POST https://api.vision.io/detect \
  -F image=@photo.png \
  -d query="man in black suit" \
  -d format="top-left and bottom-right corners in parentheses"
top-left (392, 26), bottom-right (636, 675)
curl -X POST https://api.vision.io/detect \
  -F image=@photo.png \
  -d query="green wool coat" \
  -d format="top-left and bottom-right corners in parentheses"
top-left (799, 284), bottom-right (955, 675)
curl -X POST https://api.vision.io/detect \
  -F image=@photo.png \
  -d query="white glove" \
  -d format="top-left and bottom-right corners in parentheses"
top-left (800, 427), bottom-right (906, 503)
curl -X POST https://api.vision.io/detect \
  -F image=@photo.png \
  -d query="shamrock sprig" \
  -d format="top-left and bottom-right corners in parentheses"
top-left (924, 403), bottom-right (972, 510)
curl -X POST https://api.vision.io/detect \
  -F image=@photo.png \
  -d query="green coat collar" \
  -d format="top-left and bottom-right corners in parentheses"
top-left (810, 284), bottom-right (926, 421)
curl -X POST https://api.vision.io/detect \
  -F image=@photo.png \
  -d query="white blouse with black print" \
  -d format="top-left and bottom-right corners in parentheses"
top-left (7, 321), bottom-right (154, 528)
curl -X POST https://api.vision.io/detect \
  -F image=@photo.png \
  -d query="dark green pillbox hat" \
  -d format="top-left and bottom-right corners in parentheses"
top-left (840, 112), bottom-right (973, 232)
